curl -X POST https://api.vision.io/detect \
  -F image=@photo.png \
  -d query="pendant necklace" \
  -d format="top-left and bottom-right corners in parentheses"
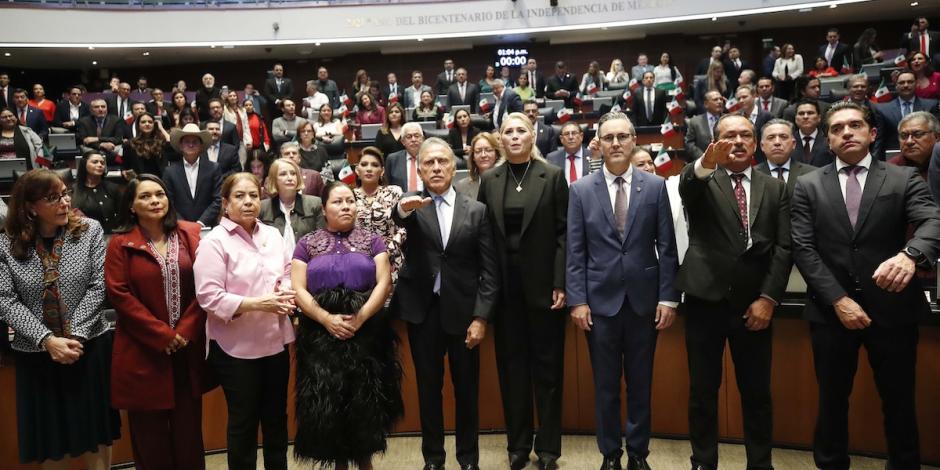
top-left (508, 159), bottom-right (531, 192)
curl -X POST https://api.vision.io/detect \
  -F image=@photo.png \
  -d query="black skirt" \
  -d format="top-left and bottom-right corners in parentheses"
top-left (293, 288), bottom-right (403, 467)
top-left (14, 332), bottom-right (122, 464)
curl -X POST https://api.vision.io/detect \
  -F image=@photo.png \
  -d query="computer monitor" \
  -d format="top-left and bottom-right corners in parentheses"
top-left (544, 99), bottom-right (564, 112)
top-left (0, 159), bottom-right (28, 180)
top-left (49, 133), bottom-right (78, 151)
top-left (360, 123), bottom-right (382, 140)
top-left (437, 95), bottom-right (449, 107)
top-left (450, 105), bottom-right (471, 116)
top-left (818, 77), bottom-right (845, 97)
top-left (418, 122), bottom-right (437, 133)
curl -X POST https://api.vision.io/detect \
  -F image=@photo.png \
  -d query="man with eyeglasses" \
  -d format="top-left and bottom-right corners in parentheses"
top-left (386, 122), bottom-right (426, 192)
top-left (567, 111), bottom-right (679, 470)
top-left (892, 111), bottom-right (938, 183)
top-left (873, 70), bottom-right (938, 159)
top-left (547, 122), bottom-right (591, 185)
top-left (678, 113), bottom-right (791, 470)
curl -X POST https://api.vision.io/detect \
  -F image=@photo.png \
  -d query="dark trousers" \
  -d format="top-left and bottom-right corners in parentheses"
top-left (586, 302), bottom-right (658, 459)
top-left (407, 296), bottom-right (481, 467)
top-left (127, 357), bottom-right (205, 470)
top-left (684, 296), bottom-right (773, 470)
top-left (208, 341), bottom-right (290, 470)
top-left (810, 320), bottom-right (920, 470)
top-left (494, 265), bottom-right (566, 460)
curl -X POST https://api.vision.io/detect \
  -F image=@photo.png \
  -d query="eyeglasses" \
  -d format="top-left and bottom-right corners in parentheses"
top-left (599, 133), bottom-right (634, 143)
top-left (900, 131), bottom-right (931, 140)
top-left (41, 189), bottom-right (73, 204)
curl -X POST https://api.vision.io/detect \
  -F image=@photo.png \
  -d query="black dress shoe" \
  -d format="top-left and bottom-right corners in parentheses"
top-left (509, 453), bottom-right (529, 470)
top-left (460, 464), bottom-right (480, 470)
top-left (537, 457), bottom-right (558, 470)
top-left (601, 454), bottom-right (623, 470)
top-left (626, 455), bottom-right (650, 470)
top-left (423, 463), bottom-right (444, 470)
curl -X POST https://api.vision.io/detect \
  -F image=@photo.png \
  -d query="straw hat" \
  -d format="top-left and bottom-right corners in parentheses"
top-left (169, 123), bottom-right (211, 152)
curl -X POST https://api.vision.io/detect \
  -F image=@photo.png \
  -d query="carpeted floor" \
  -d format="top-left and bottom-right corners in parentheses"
top-left (202, 434), bottom-right (938, 469)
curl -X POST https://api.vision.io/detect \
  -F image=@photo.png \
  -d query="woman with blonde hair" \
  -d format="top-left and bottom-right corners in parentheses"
top-left (259, 158), bottom-right (325, 252)
top-left (476, 112), bottom-right (567, 469)
top-left (606, 58), bottom-right (629, 89)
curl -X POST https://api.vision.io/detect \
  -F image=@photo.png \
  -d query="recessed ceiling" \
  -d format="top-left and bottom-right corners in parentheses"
top-left (0, 0), bottom-right (928, 69)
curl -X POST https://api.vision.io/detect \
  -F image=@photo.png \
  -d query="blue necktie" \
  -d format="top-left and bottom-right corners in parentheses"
top-left (902, 101), bottom-right (912, 117)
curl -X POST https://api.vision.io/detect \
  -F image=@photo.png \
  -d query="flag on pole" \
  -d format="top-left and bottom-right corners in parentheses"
top-left (442, 112), bottom-right (455, 129)
top-left (725, 96), bottom-right (742, 112)
top-left (894, 54), bottom-right (908, 68)
top-left (660, 117), bottom-right (677, 138)
top-left (671, 87), bottom-right (685, 101)
top-left (479, 98), bottom-right (491, 113)
top-left (654, 148), bottom-right (673, 173)
top-left (871, 79), bottom-right (893, 103)
top-left (667, 99), bottom-right (683, 117)
top-left (840, 56), bottom-right (853, 75)
top-left (337, 105), bottom-right (349, 118)
top-left (622, 89), bottom-right (633, 106)
top-left (340, 93), bottom-right (353, 107)
top-left (338, 161), bottom-right (356, 185)
top-left (556, 107), bottom-right (573, 123)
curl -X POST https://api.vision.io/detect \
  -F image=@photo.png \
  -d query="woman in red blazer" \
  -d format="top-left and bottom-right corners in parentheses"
top-left (105, 174), bottom-right (212, 470)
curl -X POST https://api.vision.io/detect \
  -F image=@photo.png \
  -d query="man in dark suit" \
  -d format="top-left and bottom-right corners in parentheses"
top-left (144, 88), bottom-right (173, 128)
top-left (890, 111), bottom-right (937, 183)
top-left (392, 138), bottom-right (498, 470)
top-left (11, 88), bottom-right (49, 141)
top-left (631, 72), bottom-right (667, 127)
top-left (567, 112), bottom-right (679, 470)
top-left (381, 72), bottom-right (404, 106)
top-left (782, 77), bottom-right (831, 123)
top-left (792, 100), bottom-right (834, 167)
top-left (194, 73), bottom-right (222, 122)
top-left (523, 58), bottom-right (547, 99)
top-left (722, 47), bottom-right (749, 90)
top-left (696, 46), bottom-right (725, 76)
top-left (436, 59), bottom-right (457, 96)
top-left (546, 121), bottom-right (590, 185)
top-left (164, 124), bottom-right (222, 227)
top-left (202, 120), bottom-right (242, 178)
top-left (489, 79), bottom-right (523, 129)
top-left (523, 100), bottom-right (559, 157)
top-left (735, 84), bottom-right (774, 162)
top-left (683, 90), bottom-right (724, 162)
top-left (447, 68), bottom-right (481, 113)
top-left (545, 62), bottom-right (580, 108)
top-left (263, 63), bottom-right (294, 119)
top-left (404, 71), bottom-right (433, 109)
top-left (677, 114), bottom-right (791, 470)
top-left (791, 101), bottom-right (940, 470)
top-left (53, 85), bottom-right (90, 132)
top-left (206, 98), bottom-right (242, 149)
top-left (105, 82), bottom-right (137, 121)
top-left (819, 28), bottom-right (852, 72)
top-left (755, 119), bottom-right (817, 194)
top-left (0, 71), bottom-right (12, 109)
top-left (873, 70), bottom-right (939, 159)
top-left (386, 122), bottom-right (425, 192)
top-left (76, 98), bottom-right (125, 166)
top-left (902, 16), bottom-right (939, 60)
top-left (755, 78), bottom-right (788, 118)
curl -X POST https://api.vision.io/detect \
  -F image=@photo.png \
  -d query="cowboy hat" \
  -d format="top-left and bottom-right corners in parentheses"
top-left (169, 123), bottom-right (211, 152)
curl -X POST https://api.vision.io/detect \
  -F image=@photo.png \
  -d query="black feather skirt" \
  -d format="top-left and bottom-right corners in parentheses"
top-left (293, 287), bottom-right (404, 467)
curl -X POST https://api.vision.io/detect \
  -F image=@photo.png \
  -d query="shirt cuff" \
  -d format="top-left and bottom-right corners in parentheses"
top-left (658, 301), bottom-right (679, 309)
top-left (694, 158), bottom-right (717, 179)
top-left (396, 204), bottom-right (415, 219)
top-left (760, 294), bottom-right (779, 306)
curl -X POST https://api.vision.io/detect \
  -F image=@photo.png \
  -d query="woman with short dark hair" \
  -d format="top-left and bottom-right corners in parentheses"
top-left (72, 152), bottom-right (121, 233)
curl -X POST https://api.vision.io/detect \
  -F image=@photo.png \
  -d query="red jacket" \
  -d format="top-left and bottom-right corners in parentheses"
top-left (106, 221), bottom-right (212, 410)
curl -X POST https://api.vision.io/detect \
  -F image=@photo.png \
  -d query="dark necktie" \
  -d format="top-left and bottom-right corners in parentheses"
top-left (731, 173), bottom-right (749, 238)
top-left (775, 167), bottom-right (785, 181)
top-left (763, 100), bottom-right (770, 111)
top-left (96, 118), bottom-right (104, 137)
top-left (843, 165), bottom-right (863, 227)
top-left (803, 136), bottom-right (812, 162)
top-left (614, 176), bottom-right (627, 238)
top-left (646, 89), bottom-right (653, 121)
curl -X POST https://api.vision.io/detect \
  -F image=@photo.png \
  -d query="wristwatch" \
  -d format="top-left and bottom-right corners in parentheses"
top-left (902, 246), bottom-right (927, 266)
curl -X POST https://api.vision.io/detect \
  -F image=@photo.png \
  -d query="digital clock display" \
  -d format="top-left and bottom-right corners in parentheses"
top-left (495, 48), bottom-right (529, 68)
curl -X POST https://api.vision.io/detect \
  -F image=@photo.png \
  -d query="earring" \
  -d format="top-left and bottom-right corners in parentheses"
top-left (27, 211), bottom-right (36, 221)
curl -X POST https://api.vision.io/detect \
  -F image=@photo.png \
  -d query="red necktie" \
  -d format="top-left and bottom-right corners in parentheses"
top-left (762, 100), bottom-right (770, 111)
top-left (568, 154), bottom-right (578, 183)
top-left (407, 155), bottom-right (418, 192)
top-left (19, 109), bottom-right (26, 125)
top-left (731, 173), bottom-right (748, 238)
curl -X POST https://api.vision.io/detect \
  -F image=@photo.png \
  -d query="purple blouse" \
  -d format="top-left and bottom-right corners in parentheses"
top-left (293, 228), bottom-right (386, 293)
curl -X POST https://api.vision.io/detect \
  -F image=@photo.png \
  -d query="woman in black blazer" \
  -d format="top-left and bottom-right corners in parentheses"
top-left (446, 108), bottom-right (479, 161)
top-left (476, 111), bottom-right (568, 470)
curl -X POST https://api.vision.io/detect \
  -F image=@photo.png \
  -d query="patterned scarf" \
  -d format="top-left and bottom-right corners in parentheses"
top-left (35, 236), bottom-right (70, 337)
top-left (148, 232), bottom-right (182, 327)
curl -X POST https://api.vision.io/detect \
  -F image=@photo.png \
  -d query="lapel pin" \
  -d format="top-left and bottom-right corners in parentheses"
top-left (636, 186), bottom-right (642, 192)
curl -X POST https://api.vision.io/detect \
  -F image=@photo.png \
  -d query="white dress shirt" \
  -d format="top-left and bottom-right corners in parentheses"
top-left (406, 153), bottom-right (425, 192)
top-left (183, 157), bottom-right (200, 198)
top-left (207, 143), bottom-right (220, 163)
top-left (799, 129), bottom-right (818, 154)
top-left (767, 159), bottom-right (792, 183)
top-left (564, 147), bottom-right (585, 185)
top-left (694, 160), bottom-right (753, 249)
top-left (836, 153), bottom-right (871, 201)
top-left (69, 102), bottom-right (81, 120)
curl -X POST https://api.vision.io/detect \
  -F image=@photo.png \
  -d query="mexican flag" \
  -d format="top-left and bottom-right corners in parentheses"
top-left (586, 82), bottom-right (599, 95)
top-left (340, 93), bottom-right (353, 107)
top-left (840, 56), bottom-right (853, 75)
top-left (660, 117), bottom-right (677, 138)
top-left (725, 96), bottom-right (742, 112)
top-left (622, 90), bottom-right (633, 106)
top-left (389, 94), bottom-right (399, 103)
top-left (479, 98), bottom-right (491, 113)
top-left (654, 148), bottom-right (673, 173)
top-left (556, 107), bottom-right (573, 123)
top-left (871, 79), bottom-right (893, 103)
top-left (610, 103), bottom-right (622, 113)
top-left (667, 99), bottom-right (683, 117)
top-left (338, 161), bottom-right (356, 185)
top-left (442, 112), bottom-right (455, 129)
top-left (629, 78), bottom-right (641, 92)
top-left (572, 95), bottom-right (583, 107)
top-left (336, 105), bottom-right (349, 118)
top-left (894, 54), bottom-right (908, 68)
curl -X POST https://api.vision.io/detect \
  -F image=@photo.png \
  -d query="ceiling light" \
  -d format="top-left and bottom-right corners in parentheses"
top-left (142, 51), bottom-right (150, 56)
top-left (92, 60), bottom-right (97, 65)
top-left (711, 17), bottom-right (717, 21)
top-left (315, 42), bottom-right (321, 46)
top-left (829, 3), bottom-right (837, 8)
top-left (210, 45), bottom-right (216, 49)
top-left (911, 1), bottom-right (919, 5)
top-left (3, 52), bottom-right (10, 57)
top-left (417, 38), bottom-right (424, 42)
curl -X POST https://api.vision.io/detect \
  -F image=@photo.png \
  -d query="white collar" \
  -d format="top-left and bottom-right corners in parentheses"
top-left (724, 166), bottom-right (753, 179)
top-left (800, 129), bottom-right (818, 140)
top-left (602, 163), bottom-right (634, 186)
top-left (767, 159), bottom-right (792, 171)
top-left (428, 185), bottom-right (456, 206)
top-left (836, 153), bottom-right (872, 172)
top-left (564, 147), bottom-right (584, 159)
top-left (183, 158), bottom-right (199, 169)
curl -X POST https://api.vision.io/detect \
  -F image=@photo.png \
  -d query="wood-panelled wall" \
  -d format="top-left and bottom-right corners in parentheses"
top-left (2, 316), bottom-right (939, 469)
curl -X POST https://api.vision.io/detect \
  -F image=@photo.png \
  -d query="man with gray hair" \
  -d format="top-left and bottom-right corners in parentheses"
top-left (893, 111), bottom-right (939, 182)
top-left (195, 73), bottom-right (221, 121)
top-left (567, 111), bottom-right (679, 470)
top-left (386, 122), bottom-right (426, 191)
top-left (490, 79), bottom-right (523, 128)
top-left (393, 137), bottom-right (498, 470)
top-left (755, 118), bottom-right (817, 194)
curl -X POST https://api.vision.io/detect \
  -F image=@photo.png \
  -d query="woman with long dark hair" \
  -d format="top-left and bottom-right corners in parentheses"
top-left (353, 146), bottom-right (407, 284)
top-left (0, 107), bottom-right (43, 168)
top-left (909, 51), bottom-right (940, 99)
top-left (105, 174), bottom-right (211, 470)
top-left (412, 90), bottom-right (442, 123)
top-left (291, 181), bottom-right (402, 470)
top-left (653, 52), bottom-right (683, 86)
top-left (853, 27), bottom-right (884, 65)
top-left (122, 113), bottom-right (170, 178)
top-left (579, 61), bottom-right (607, 96)
top-left (170, 91), bottom-right (193, 128)
top-left (72, 152), bottom-right (120, 233)
top-left (375, 102), bottom-right (406, 157)
top-left (1, 169), bottom-right (120, 469)
top-left (446, 108), bottom-right (479, 160)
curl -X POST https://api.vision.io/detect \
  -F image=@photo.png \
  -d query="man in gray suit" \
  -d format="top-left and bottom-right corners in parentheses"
top-left (546, 122), bottom-right (591, 186)
top-left (755, 119), bottom-right (817, 194)
top-left (684, 90), bottom-right (724, 162)
top-left (386, 122), bottom-right (426, 192)
top-left (756, 78), bottom-right (788, 118)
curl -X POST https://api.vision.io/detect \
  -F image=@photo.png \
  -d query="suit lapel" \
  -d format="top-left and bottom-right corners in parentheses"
top-left (854, 160), bottom-right (886, 237)
top-left (749, 170), bottom-right (765, 226)
top-left (713, 169), bottom-right (744, 227)
top-left (447, 194), bottom-right (468, 249)
top-left (520, 162), bottom-right (547, 238)
top-left (417, 192), bottom-right (444, 251)
top-left (489, 164), bottom-right (508, 237)
top-left (623, 170), bottom-right (644, 242)
top-left (591, 170), bottom-right (618, 235)
top-left (821, 164), bottom-right (854, 238)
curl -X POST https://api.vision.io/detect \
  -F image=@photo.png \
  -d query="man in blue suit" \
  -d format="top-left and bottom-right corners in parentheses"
top-left (11, 88), bottom-right (49, 141)
top-left (566, 111), bottom-right (680, 470)
top-left (873, 70), bottom-right (938, 159)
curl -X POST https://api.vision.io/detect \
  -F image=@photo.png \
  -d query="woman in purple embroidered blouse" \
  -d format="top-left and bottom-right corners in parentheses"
top-left (290, 181), bottom-right (402, 470)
